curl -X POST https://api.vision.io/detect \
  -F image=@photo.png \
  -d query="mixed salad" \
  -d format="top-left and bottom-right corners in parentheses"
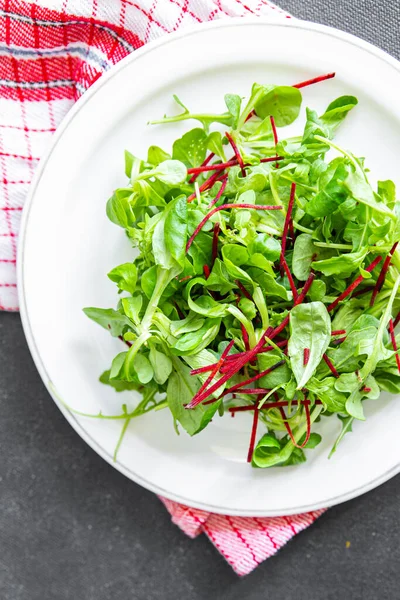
top-left (83, 72), bottom-right (400, 467)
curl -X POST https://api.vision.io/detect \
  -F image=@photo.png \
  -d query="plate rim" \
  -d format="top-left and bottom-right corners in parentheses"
top-left (17, 16), bottom-right (400, 516)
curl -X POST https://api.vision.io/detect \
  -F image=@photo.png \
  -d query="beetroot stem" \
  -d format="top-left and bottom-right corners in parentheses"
top-left (282, 256), bottom-right (298, 300)
top-left (208, 175), bottom-right (228, 208)
top-left (322, 353), bottom-right (339, 378)
top-left (236, 280), bottom-right (253, 301)
top-left (186, 204), bottom-right (283, 252)
top-left (327, 256), bottom-right (383, 312)
top-left (225, 131), bottom-right (246, 177)
top-left (229, 399), bottom-right (322, 412)
top-left (389, 319), bottom-right (400, 374)
top-left (247, 406), bottom-right (259, 462)
top-left (370, 242), bottom-right (398, 307)
top-left (293, 72), bottom-right (336, 89)
top-left (211, 222), bottom-right (220, 268)
top-left (188, 152), bottom-right (215, 183)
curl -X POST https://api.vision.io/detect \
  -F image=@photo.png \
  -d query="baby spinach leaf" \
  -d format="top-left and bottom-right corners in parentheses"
top-left (288, 301), bottom-right (331, 389)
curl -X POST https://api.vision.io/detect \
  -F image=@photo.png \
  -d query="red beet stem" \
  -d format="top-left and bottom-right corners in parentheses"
top-left (270, 115), bottom-right (278, 147)
top-left (303, 347), bottom-right (310, 366)
top-left (389, 319), bottom-right (400, 374)
top-left (331, 336), bottom-right (346, 346)
top-left (327, 256), bottom-right (383, 312)
top-left (393, 311), bottom-right (400, 329)
top-left (203, 264), bottom-right (210, 279)
top-left (208, 175), bottom-right (228, 209)
top-left (222, 360), bottom-right (286, 396)
top-left (188, 152), bottom-right (215, 183)
top-left (236, 280), bottom-right (253, 301)
top-left (370, 242), bottom-right (398, 307)
top-left (247, 407), bottom-right (259, 462)
top-left (293, 72), bottom-right (336, 89)
top-left (187, 169), bottom-right (222, 203)
top-left (194, 339), bottom-right (235, 400)
top-left (282, 256), bottom-right (299, 300)
top-left (351, 285), bottom-right (374, 299)
top-left (278, 400), bottom-right (311, 449)
top-left (322, 353), bottom-right (339, 378)
top-left (245, 109), bottom-right (256, 122)
top-left (211, 222), bottom-right (220, 268)
top-left (118, 335), bottom-right (132, 348)
top-left (229, 399), bottom-right (322, 412)
top-left (332, 329), bottom-right (346, 336)
top-left (186, 204), bottom-right (283, 251)
top-left (241, 324), bottom-right (250, 352)
top-left (363, 387), bottom-right (371, 393)
top-left (225, 131), bottom-right (246, 177)
top-left (188, 159), bottom-right (237, 175)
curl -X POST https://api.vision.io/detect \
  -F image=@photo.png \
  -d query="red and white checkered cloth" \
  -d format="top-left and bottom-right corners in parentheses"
top-left (0, 0), bottom-right (326, 575)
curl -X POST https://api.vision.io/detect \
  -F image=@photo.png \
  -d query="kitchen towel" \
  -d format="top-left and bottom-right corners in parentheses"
top-left (0, 0), bottom-right (325, 575)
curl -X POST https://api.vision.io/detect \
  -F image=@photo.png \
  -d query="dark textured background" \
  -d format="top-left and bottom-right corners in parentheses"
top-left (2, 3), bottom-right (400, 599)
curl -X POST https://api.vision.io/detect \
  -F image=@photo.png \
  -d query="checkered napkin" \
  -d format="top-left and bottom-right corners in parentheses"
top-left (0, 0), bottom-right (326, 575)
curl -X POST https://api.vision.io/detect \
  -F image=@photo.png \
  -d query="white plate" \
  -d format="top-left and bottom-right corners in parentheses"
top-left (18, 18), bottom-right (400, 516)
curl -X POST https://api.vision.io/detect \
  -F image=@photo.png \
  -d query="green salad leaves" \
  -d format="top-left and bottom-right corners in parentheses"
top-left (82, 72), bottom-right (400, 467)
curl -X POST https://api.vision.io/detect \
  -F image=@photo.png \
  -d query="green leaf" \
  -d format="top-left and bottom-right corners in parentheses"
top-left (147, 145), bottom-right (171, 166)
top-left (329, 415), bottom-right (354, 458)
top-left (172, 319), bottom-right (221, 355)
top-left (149, 347), bottom-right (172, 384)
top-left (121, 295), bottom-right (143, 325)
top-left (312, 248), bottom-right (368, 278)
top-left (344, 171), bottom-right (395, 219)
top-left (292, 234), bottom-right (316, 281)
top-left (99, 370), bottom-right (138, 392)
top-left (222, 244), bottom-right (249, 266)
top-left (167, 360), bottom-right (221, 435)
top-left (225, 93), bottom-right (242, 128)
top-left (248, 233), bottom-right (281, 262)
top-left (170, 313), bottom-right (205, 336)
top-left (153, 159), bottom-right (187, 185)
top-left (106, 189), bottom-right (134, 228)
top-left (172, 128), bottom-right (207, 168)
top-left (133, 354), bottom-right (154, 384)
top-left (83, 307), bottom-right (132, 337)
top-left (288, 301), bottom-right (331, 389)
top-left (107, 262), bottom-right (137, 294)
top-left (207, 131), bottom-right (226, 160)
top-left (152, 196), bottom-right (187, 271)
top-left (254, 86), bottom-right (302, 126)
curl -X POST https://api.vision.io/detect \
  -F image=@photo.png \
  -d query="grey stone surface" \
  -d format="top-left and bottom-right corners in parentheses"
top-left (2, 3), bottom-right (400, 598)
